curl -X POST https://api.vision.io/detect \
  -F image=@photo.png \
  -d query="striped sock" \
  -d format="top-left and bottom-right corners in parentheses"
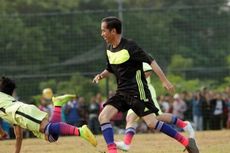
top-left (155, 121), bottom-right (189, 147)
top-left (124, 127), bottom-right (136, 145)
top-left (171, 115), bottom-right (187, 128)
top-left (59, 122), bottom-right (79, 136)
top-left (47, 122), bottom-right (79, 136)
top-left (50, 106), bottom-right (62, 123)
top-left (101, 123), bottom-right (117, 153)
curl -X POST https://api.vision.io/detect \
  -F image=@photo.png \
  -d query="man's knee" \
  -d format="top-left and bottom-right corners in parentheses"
top-left (126, 114), bottom-right (137, 125)
top-left (40, 118), bottom-right (49, 133)
top-left (98, 112), bottom-right (109, 124)
top-left (145, 121), bottom-right (156, 129)
top-left (142, 114), bottom-right (158, 129)
top-left (98, 105), bottom-right (118, 124)
top-left (126, 115), bottom-right (132, 123)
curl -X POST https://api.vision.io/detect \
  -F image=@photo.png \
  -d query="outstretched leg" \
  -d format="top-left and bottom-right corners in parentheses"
top-left (142, 114), bottom-right (199, 153)
top-left (50, 94), bottom-right (76, 123)
top-left (44, 94), bottom-right (97, 146)
top-left (116, 112), bottom-right (195, 151)
top-left (118, 113), bottom-right (190, 151)
top-left (44, 122), bottom-right (97, 146)
top-left (156, 114), bottom-right (195, 138)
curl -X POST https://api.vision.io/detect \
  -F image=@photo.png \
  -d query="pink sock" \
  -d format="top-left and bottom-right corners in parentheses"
top-left (108, 143), bottom-right (117, 153)
top-left (175, 133), bottom-right (189, 146)
top-left (176, 119), bottom-right (187, 128)
top-left (59, 122), bottom-right (79, 136)
top-left (124, 127), bottom-right (135, 145)
top-left (50, 106), bottom-right (62, 123)
top-left (124, 133), bottom-right (134, 145)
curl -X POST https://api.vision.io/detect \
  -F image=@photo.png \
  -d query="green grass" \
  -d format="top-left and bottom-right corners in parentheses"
top-left (1, 130), bottom-right (230, 153)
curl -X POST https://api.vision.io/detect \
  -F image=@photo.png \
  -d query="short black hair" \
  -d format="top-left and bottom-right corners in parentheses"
top-left (0, 76), bottom-right (16, 96)
top-left (102, 16), bottom-right (122, 34)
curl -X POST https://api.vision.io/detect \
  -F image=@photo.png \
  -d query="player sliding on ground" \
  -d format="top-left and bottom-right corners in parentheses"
top-left (0, 76), bottom-right (97, 153)
top-left (115, 63), bottom-right (195, 151)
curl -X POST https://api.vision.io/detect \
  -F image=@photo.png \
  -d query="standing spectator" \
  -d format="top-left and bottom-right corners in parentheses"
top-left (225, 87), bottom-right (230, 129)
top-left (172, 93), bottom-right (187, 120)
top-left (210, 93), bottom-right (226, 130)
top-left (96, 93), bottom-right (104, 106)
top-left (63, 97), bottom-right (79, 126)
top-left (96, 92), bottom-right (106, 113)
top-left (226, 96), bottom-right (230, 129)
top-left (222, 91), bottom-right (229, 128)
top-left (159, 95), bottom-right (171, 113)
top-left (200, 88), bottom-right (210, 130)
top-left (88, 96), bottom-right (100, 134)
top-left (183, 91), bottom-right (193, 122)
top-left (77, 96), bottom-right (88, 127)
top-left (192, 92), bottom-right (203, 131)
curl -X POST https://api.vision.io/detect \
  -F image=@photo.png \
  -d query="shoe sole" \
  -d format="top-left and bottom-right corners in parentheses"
top-left (187, 138), bottom-right (199, 153)
top-left (82, 125), bottom-right (97, 147)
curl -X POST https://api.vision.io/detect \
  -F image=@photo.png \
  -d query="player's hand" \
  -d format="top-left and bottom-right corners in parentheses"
top-left (163, 81), bottom-right (175, 94)
top-left (92, 74), bottom-right (103, 84)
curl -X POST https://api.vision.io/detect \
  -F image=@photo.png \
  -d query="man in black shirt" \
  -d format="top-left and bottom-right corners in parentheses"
top-left (93, 16), bottom-right (199, 153)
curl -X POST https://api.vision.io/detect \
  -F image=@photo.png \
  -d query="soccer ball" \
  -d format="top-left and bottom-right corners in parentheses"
top-left (42, 88), bottom-right (53, 99)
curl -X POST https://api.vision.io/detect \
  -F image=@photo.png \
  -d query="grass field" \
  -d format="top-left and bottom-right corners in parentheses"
top-left (1, 130), bottom-right (230, 153)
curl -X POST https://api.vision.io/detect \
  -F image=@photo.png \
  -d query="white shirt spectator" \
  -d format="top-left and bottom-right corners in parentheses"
top-left (172, 94), bottom-right (187, 119)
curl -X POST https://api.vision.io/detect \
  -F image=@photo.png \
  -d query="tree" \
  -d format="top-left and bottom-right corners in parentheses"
top-left (167, 54), bottom-right (193, 77)
top-left (38, 73), bottom-right (99, 102)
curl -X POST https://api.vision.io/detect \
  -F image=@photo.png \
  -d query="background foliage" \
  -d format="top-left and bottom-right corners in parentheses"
top-left (0, 0), bottom-right (229, 102)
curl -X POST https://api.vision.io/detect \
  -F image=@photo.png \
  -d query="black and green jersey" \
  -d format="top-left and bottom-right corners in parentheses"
top-left (106, 37), bottom-right (154, 100)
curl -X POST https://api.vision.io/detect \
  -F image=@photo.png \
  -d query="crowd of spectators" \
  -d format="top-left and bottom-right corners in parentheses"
top-left (1, 86), bottom-right (230, 139)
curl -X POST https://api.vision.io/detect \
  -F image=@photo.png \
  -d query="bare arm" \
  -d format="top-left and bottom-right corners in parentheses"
top-left (150, 60), bottom-right (175, 93)
top-left (144, 71), bottom-right (152, 79)
top-left (13, 125), bottom-right (23, 153)
top-left (92, 69), bottom-right (112, 83)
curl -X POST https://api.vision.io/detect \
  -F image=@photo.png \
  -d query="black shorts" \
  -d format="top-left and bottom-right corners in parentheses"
top-left (103, 92), bottom-right (159, 117)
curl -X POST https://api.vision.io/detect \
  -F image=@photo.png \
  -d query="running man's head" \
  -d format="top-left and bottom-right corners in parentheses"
top-left (0, 76), bottom-right (16, 96)
top-left (101, 16), bottom-right (122, 44)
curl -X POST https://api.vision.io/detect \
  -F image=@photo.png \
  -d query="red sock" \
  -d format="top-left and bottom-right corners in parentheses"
top-left (124, 133), bottom-right (134, 145)
top-left (175, 133), bottom-right (189, 147)
top-left (176, 119), bottom-right (187, 128)
top-left (172, 116), bottom-right (187, 128)
top-left (108, 143), bottom-right (117, 153)
top-left (124, 127), bottom-right (135, 145)
top-left (50, 106), bottom-right (62, 123)
top-left (59, 122), bottom-right (79, 136)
